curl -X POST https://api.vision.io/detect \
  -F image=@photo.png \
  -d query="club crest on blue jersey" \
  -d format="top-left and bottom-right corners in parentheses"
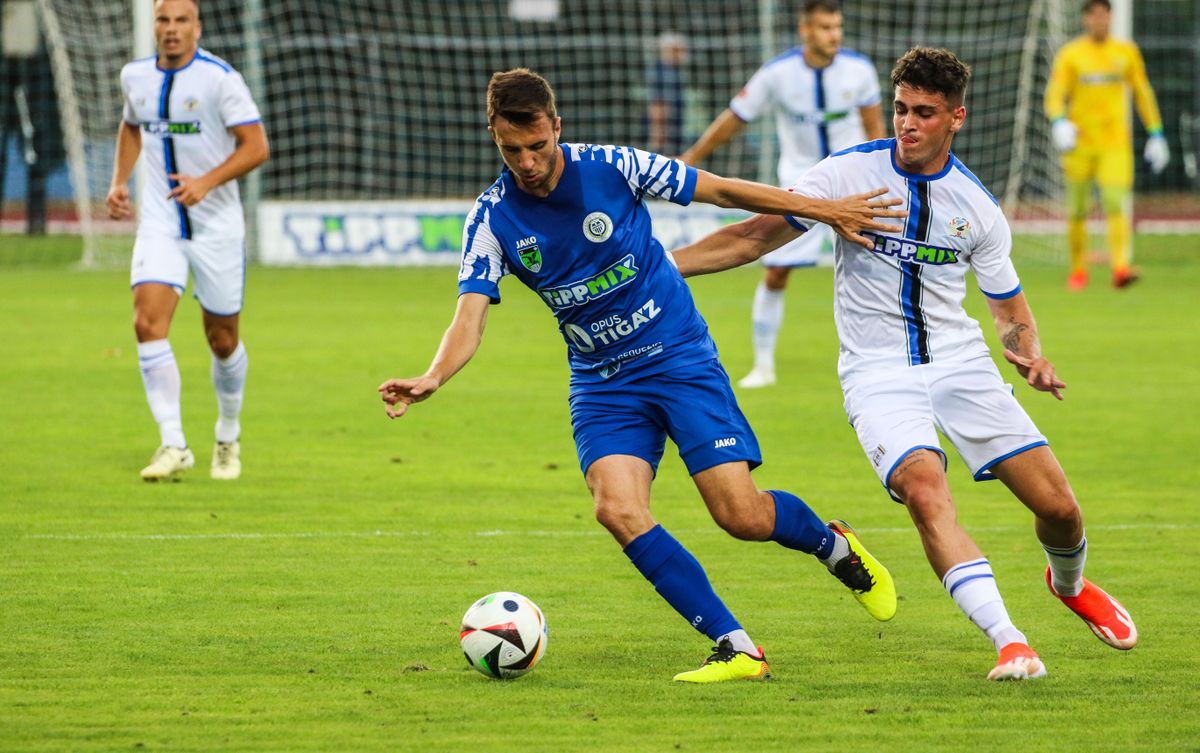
top-left (582, 211), bottom-right (613, 243)
top-left (539, 254), bottom-right (638, 309)
top-left (949, 216), bottom-right (971, 239)
top-left (865, 232), bottom-right (960, 266)
top-left (515, 235), bottom-right (542, 272)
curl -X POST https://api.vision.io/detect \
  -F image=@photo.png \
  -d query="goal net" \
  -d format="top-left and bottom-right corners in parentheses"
top-left (35, 0), bottom-right (1073, 266)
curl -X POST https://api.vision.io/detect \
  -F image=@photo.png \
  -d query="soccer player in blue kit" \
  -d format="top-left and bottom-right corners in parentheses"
top-left (379, 68), bottom-right (906, 682)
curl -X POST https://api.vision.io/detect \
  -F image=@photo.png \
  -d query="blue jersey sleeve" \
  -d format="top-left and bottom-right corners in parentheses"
top-left (457, 198), bottom-right (508, 303)
top-left (570, 144), bottom-right (697, 206)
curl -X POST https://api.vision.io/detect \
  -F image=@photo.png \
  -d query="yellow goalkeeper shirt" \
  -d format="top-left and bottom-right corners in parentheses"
top-left (1045, 35), bottom-right (1163, 151)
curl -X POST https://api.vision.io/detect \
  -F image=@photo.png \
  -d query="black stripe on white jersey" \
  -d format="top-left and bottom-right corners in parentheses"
top-left (898, 179), bottom-right (931, 365)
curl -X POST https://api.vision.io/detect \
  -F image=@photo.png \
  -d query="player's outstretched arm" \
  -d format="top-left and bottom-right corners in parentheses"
top-left (378, 292), bottom-right (491, 419)
top-left (672, 215), bottom-right (800, 278)
top-left (691, 170), bottom-right (905, 249)
top-left (986, 291), bottom-right (1066, 400)
top-left (168, 123), bottom-right (270, 207)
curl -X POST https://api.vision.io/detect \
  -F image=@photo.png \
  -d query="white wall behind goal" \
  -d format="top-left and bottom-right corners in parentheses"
top-left (258, 200), bottom-right (751, 266)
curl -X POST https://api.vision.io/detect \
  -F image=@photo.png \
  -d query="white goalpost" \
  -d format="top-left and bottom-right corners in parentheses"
top-left (37, 0), bottom-right (1079, 267)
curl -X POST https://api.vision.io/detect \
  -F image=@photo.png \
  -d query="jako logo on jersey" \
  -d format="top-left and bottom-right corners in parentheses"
top-left (866, 232), bottom-right (959, 266)
top-left (184, 97), bottom-right (200, 111)
top-left (515, 236), bottom-right (542, 272)
top-left (141, 120), bottom-right (201, 136)
top-left (949, 216), bottom-right (971, 239)
top-left (582, 211), bottom-right (613, 243)
top-left (539, 254), bottom-right (637, 309)
top-left (714, 437), bottom-right (738, 449)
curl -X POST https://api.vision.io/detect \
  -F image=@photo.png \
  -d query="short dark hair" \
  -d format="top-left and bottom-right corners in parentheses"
top-left (486, 68), bottom-right (557, 126)
top-left (155, 0), bottom-right (200, 11)
top-left (1082, 0), bottom-right (1111, 12)
top-left (891, 47), bottom-right (972, 107)
top-left (804, 0), bottom-right (840, 15)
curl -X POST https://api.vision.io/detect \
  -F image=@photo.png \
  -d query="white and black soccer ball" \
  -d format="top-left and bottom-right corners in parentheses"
top-left (459, 591), bottom-right (547, 679)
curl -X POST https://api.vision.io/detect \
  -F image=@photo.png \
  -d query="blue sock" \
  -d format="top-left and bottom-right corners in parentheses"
top-left (769, 489), bottom-right (834, 558)
top-left (623, 525), bottom-right (741, 641)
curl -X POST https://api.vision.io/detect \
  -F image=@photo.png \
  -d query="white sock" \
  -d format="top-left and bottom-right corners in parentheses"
top-left (819, 530), bottom-right (851, 572)
top-left (137, 339), bottom-right (185, 449)
top-left (212, 341), bottom-right (248, 444)
top-left (750, 282), bottom-right (784, 372)
top-left (942, 558), bottom-right (1026, 651)
top-left (718, 629), bottom-right (759, 656)
top-left (1043, 536), bottom-right (1087, 597)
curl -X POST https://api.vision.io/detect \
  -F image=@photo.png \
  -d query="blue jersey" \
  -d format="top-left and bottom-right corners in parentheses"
top-left (458, 143), bottom-right (717, 387)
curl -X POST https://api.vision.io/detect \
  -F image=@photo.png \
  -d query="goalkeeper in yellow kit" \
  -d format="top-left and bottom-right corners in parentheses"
top-left (1045, 0), bottom-right (1168, 289)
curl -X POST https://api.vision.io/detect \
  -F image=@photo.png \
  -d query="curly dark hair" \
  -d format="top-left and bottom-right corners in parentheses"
top-left (890, 47), bottom-right (972, 107)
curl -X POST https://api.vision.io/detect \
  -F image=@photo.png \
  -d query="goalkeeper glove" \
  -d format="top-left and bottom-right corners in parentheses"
top-left (1144, 134), bottom-right (1170, 175)
top-left (1051, 119), bottom-right (1077, 152)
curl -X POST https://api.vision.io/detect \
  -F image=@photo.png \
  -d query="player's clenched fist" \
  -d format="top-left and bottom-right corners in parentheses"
top-left (106, 183), bottom-right (132, 219)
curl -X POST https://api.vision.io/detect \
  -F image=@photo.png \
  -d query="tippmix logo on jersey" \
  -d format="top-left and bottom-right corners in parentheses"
top-left (865, 232), bottom-right (960, 266)
top-left (539, 254), bottom-right (638, 309)
top-left (515, 236), bottom-right (542, 272)
top-left (583, 211), bottom-right (613, 243)
top-left (949, 216), bottom-right (971, 239)
top-left (141, 120), bottom-right (202, 136)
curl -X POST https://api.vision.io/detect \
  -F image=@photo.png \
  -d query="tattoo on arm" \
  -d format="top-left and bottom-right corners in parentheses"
top-left (1002, 318), bottom-right (1030, 353)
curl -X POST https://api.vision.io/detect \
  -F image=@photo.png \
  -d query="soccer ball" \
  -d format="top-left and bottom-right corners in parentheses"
top-left (459, 591), bottom-right (548, 679)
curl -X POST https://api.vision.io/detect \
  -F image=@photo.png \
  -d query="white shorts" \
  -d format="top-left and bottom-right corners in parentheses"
top-left (841, 356), bottom-right (1048, 500)
top-left (762, 223), bottom-right (833, 268)
top-left (130, 232), bottom-right (246, 316)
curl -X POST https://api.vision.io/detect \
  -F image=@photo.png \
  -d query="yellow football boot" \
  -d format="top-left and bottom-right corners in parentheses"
top-left (827, 519), bottom-right (897, 621)
top-left (672, 640), bottom-right (771, 683)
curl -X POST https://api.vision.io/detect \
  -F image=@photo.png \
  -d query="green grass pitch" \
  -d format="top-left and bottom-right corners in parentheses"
top-left (1, 235), bottom-right (1198, 751)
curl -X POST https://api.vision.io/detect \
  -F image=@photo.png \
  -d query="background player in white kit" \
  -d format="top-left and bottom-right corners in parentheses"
top-left (672, 47), bottom-right (1137, 681)
top-left (680, 0), bottom-right (885, 388)
top-left (106, 0), bottom-right (269, 481)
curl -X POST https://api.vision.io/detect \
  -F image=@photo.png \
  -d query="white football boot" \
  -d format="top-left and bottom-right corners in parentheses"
top-left (140, 446), bottom-right (195, 481)
top-left (211, 441), bottom-right (241, 480)
top-left (737, 366), bottom-right (776, 389)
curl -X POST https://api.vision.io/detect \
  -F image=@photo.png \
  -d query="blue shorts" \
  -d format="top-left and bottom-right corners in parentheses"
top-left (569, 358), bottom-right (763, 476)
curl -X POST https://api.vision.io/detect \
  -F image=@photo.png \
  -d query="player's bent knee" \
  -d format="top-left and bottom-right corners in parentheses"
top-left (593, 496), bottom-right (651, 542)
top-left (133, 311), bottom-right (169, 341)
top-left (206, 329), bottom-right (238, 359)
top-left (898, 484), bottom-right (956, 528)
top-left (1038, 490), bottom-right (1082, 527)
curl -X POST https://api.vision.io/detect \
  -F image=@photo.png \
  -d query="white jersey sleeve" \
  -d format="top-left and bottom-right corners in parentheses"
top-left (728, 65), bottom-right (775, 122)
top-left (970, 210), bottom-right (1021, 298)
top-left (457, 191), bottom-right (509, 303)
top-left (120, 64), bottom-right (138, 125)
top-left (217, 70), bottom-right (262, 127)
top-left (785, 156), bottom-right (840, 230)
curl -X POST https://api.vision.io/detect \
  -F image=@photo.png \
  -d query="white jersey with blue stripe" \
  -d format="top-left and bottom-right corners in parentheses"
top-left (730, 47), bottom-right (881, 187)
top-left (120, 49), bottom-right (261, 240)
top-left (458, 143), bottom-right (717, 385)
top-left (786, 139), bottom-right (1021, 380)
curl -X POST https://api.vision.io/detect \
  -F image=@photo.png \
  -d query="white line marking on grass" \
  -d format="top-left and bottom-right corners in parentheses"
top-left (18, 522), bottom-right (1186, 543)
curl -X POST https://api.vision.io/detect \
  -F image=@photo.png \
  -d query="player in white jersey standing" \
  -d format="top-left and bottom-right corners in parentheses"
top-left (106, 0), bottom-right (269, 481)
top-left (680, 0), bottom-right (885, 389)
top-left (672, 47), bottom-right (1137, 681)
